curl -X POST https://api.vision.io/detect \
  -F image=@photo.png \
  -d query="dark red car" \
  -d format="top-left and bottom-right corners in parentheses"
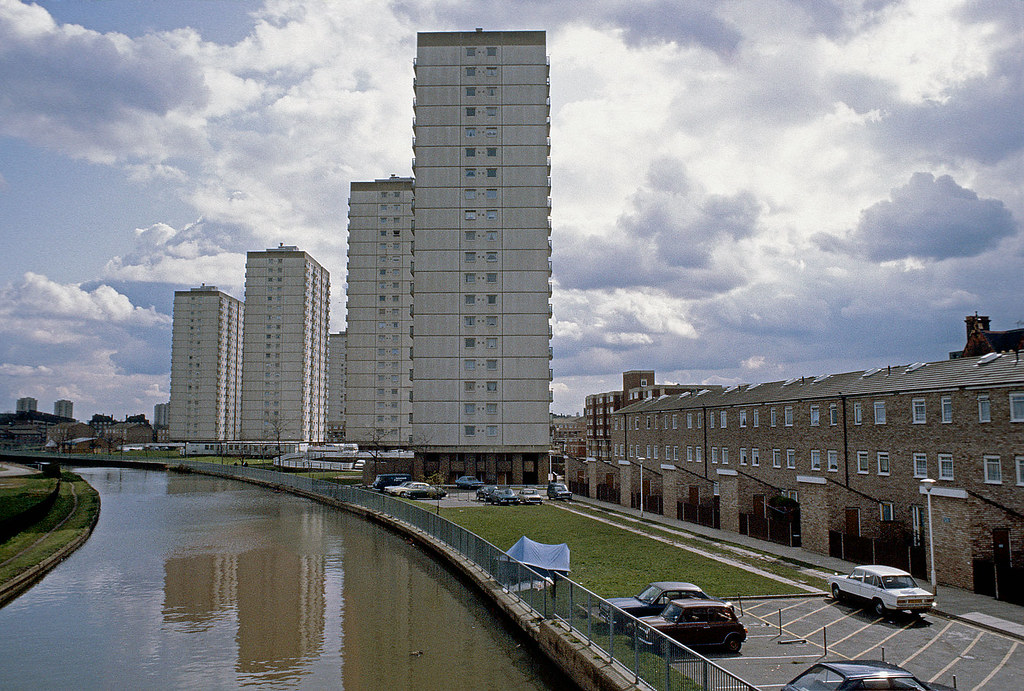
top-left (637, 599), bottom-right (747, 653)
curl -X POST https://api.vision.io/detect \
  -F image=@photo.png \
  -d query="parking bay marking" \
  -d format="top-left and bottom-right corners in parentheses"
top-left (744, 598), bottom-right (817, 616)
top-left (970, 640), bottom-right (1018, 691)
top-left (928, 630), bottom-right (983, 685)
top-left (848, 617), bottom-right (919, 659)
top-left (898, 620), bottom-right (954, 666)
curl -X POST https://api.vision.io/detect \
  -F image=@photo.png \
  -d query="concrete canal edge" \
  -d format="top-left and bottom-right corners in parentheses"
top-left (178, 465), bottom-right (640, 691)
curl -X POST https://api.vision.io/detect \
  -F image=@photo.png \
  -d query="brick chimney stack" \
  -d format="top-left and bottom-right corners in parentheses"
top-left (965, 314), bottom-right (991, 338)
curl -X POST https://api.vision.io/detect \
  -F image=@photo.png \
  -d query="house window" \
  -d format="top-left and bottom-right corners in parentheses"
top-left (486, 381), bottom-right (497, 392)
top-left (464, 250), bottom-right (476, 261)
top-left (711, 447), bottom-right (718, 464)
top-left (653, 446), bottom-right (659, 460)
top-left (486, 294), bottom-right (496, 304)
top-left (913, 453), bottom-right (927, 478)
top-left (940, 396), bottom-right (952, 423)
top-left (686, 447), bottom-right (693, 462)
top-left (486, 359), bottom-right (497, 370)
top-left (465, 66), bottom-right (476, 76)
top-left (853, 402), bottom-right (862, 425)
top-left (486, 210), bottom-right (497, 220)
top-left (646, 416), bottom-right (651, 429)
top-left (465, 294), bottom-right (476, 305)
top-left (487, 425), bottom-right (498, 437)
top-left (464, 273), bottom-right (475, 283)
top-left (465, 147), bottom-right (476, 157)
top-left (784, 406), bottom-right (793, 426)
top-left (770, 408), bottom-right (777, 427)
top-left (464, 337), bottom-right (476, 347)
top-left (485, 316), bottom-right (497, 326)
top-left (912, 398), bottom-right (926, 424)
top-left (880, 502), bottom-right (895, 522)
top-left (810, 450), bottom-right (821, 471)
top-left (485, 127), bottom-right (497, 137)
top-left (695, 447), bottom-right (703, 463)
top-left (486, 273), bottom-right (497, 283)
top-left (709, 412), bottom-right (715, 429)
top-left (1016, 456), bottom-right (1024, 486)
top-left (486, 106), bottom-right (497, 116)
top-left (464, 403), bottom-right (475, 415)
top-left (465, 47), bottom-right (476, 56)
top-left (486, 147), bottom-right (497, 157)
top-left (752, 409), bottom-right (759, 427)
top-left (786, 449), bottom-right (795, 469)
top-left (829, 404), bottom-right (838, 426)
top-left (1010, 393), bottom-right (1024, 421)
top-left (827, 450), bottom-right (838, 472)
top-left (464, 381), bottom-right (475, 392)
top-left (464, 425), bottom-right (475, 436)
top-left (464, 360), bottom-right (475, 371)
top-left (720, 410), bottom-right (727, 428)
top-left (673, 446), bottom-right (679, 461)
top-left (857, 451), bottom-right (869, 474)
top-left (877, 452), bottom-right (890, 476)
top-left (486, 46), bottom-right (497, 56)
top-left (810, 405), bottom-right (820, 426)
top-left (465, 87), bottom-right (476, 96)
top-left (740, 448), bottom-right (748, 465)
top-left (978, 395), bottom-right (991, 422)
top-left (772, 449), bottom-right (781, 468)
top-left (464, 316), bottom-right (476, 326)
top-left (465, 107), bottom-right (476, 116)
top-left (465, 168), bottom-right (476, 177)
top-left (486, 337), bottom-right (497, 348)
top-left (486, 168), bottom-right (497, 177)
top-left (874, 401), bottom-right (886, 424)
top-left (739, 409), bottom-right (747, 427)
top-left (751, 448), bottom-right (760, 466)
top-left (686, 413), bottom-right (693, 428)
top-left (984, 456), bottom-right (1002, 484)
top-left (672, 414), bottom-right (678, 429)
top-left (486, 66), bottom-right (497, 76)
top-left (722, 448), bottom-right (729, 465)
top-left (485, 188), bottom-right (497, 199)
top-left (938, 453), bottom-right (954, 480)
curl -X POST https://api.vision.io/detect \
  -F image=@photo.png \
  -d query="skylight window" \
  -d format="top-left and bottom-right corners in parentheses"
top-left (906, 362), bottom-right (927, 373)
top-left (977, 353), bottom-right (1001, 365)
top-left (862, 367), bottom-right (882, 378)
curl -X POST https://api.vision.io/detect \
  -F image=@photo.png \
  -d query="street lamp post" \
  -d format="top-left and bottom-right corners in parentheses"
top-left (920, 478), bottom-right (937, 593)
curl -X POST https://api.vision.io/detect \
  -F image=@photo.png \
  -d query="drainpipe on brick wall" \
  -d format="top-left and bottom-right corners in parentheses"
top-left (841, 393), bottom-right (849, 487)
top-left (702, 406), bottom-right (708, 480)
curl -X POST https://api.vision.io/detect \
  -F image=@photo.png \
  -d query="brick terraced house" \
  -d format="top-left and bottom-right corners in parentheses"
top-left (567, 352), bottom-right (1024, 600)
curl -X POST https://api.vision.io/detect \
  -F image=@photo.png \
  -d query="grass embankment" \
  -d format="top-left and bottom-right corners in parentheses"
top-left (0, 475), bottom-right (59, 523)
top-left (0, 472), bottom-right (100, 594)
top-left (440, 503), bottom-right (801, 599)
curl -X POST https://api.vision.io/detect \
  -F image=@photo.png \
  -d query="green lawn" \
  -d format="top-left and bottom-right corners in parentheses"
top-left (441, 503), bottom-right (799, 599)
top-left (0, 475), bottom-right (59, 523)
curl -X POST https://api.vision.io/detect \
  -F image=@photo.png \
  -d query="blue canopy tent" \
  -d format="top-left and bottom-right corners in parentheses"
top-left (504, 536), bottom-right (570, 581)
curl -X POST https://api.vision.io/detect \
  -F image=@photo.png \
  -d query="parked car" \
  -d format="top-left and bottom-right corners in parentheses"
top-left (828, 565), bottom-right (934, 615)
top-left (390, 481), bottom-right (446, 499)
top-left (546, 482), bottom-right (572, 500)
top-left (636, 600), bottom-right (746, 653)
top-left (489, 487), bottom-right (518, 505)
top-left (783, 660), bottom-right (955, 690)
top-left (455, 475), bottom-right (485, 490)
top-left (383, 481), bottom-right (415, 496)
top-left (476, 485), bottom-right (498, 502)
top-left (516, 488), bottom-right (543, 504)
top-left (371, 473), bottom-right (412, 492)
top-left (603, 581), bottom-right (713, 619)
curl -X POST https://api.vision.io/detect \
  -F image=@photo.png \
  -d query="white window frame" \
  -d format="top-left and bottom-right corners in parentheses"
top-left (720, 410), bottom-right (727, 428)
top-left (984, 455), bottom-right (1002, 484)
top-left (874, 401), bottom-right (886, 425)
top-left (1010, 393), bottom-right (1024, 422)
top-left (880, 502), bottom-right (895, 522)
top-left (772, 449), bottom-right (781, 468)
top-left (938, 453), bottom-right (954, 481)
top-left (978, 395), bottom-right (991, 423)
top-left (740, 448), bottom-right (748, 465)
top-left (784, 406), bottom-right (793, 426)
top-left (912, 398), bottom-right (926, 424)
top-left (913, 453), bottom-right (927, 479)
top-left (857, 451), bottom-right (869, 474)
top-left (810, 449), bottom-right (821, 471)
top-left (686, 446), bottom-right (693, 462)
top-left (711, 447), bottom-right (718, 464)
top-left (786, 449), bottom-right (796, 469)
top-left (941, 396), bottom-right (952, 423)
top-left (809, 405), bottom-right (820, 426)
top-left (877, 452), bottom-right (890, 476)
top-left (827, 450), bottom-right (838, 472)
top-left (853, 401), bottom-right (862, 425)
top-left (739, 409), bottom-right (747, 427)
top-left (721, 448), bottom-right (729, 465)
top-left (829, 403), bottom-right (838, 426)
top-left (752, 409), bottom-right (759, 427)
top-left (751, 448), bottom-right (760, 467)
top-left (1016, 456), bottom-right (1024, 486)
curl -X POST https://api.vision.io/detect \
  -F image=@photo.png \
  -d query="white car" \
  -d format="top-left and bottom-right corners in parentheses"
top-left (828, 565), bottom-right (934, 615)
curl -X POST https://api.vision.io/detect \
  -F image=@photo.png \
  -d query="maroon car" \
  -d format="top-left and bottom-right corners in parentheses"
top-left (637, 599), bottom-right (747, 653)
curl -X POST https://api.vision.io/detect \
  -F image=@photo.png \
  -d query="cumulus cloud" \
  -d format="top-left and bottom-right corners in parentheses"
top-left (0, 0), bottom-right (209, 163)
top-left (839, 173), bottom-right (1017, 262)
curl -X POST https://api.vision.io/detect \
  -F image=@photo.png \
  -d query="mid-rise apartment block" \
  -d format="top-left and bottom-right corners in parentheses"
top-left (344, 177), bottom-right (415, 447)
top-left (16, 397), bottom-right (37, 413)
top-left (240, 246), bottom-right (329, 443)
top-left (168, 285), bottom-right (244, 441)
top-left (410, 30), bottom-right (552, 484)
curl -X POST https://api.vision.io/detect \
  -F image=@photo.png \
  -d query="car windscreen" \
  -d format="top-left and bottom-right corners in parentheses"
top-left (660, 603), bottom-right (683, 622)
top-left (637, 585), bottom-right (662, 603)
top-left (880, 575), bottom-right (919, 589)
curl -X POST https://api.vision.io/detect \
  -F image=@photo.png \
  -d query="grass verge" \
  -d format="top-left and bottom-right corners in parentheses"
top-left (440, 503), bottom-right (800, 599)
top-left (0, 471), bottom-right (100, 592)
top-left (0, 475), bottom-right (59, 523)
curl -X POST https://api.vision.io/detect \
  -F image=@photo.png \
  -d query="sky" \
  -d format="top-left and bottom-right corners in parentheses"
top-left (0, 0), bottom-right (1021, 420)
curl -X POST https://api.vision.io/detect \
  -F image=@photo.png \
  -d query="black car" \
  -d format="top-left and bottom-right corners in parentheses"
top-left (476, 485), bottom-right (497, 501)
top-left (783, 660), bottom-right (955, 691)
top-left (489, 487), bottom-right (518, 505)
top-left (603, 581), bottom-right (713, 618)
top-left (371, 473), bottom-right (412, 492)
top-left (546, 482), bottom-right (572, 500)
top-left (455, 475), bottom-right (485, 490)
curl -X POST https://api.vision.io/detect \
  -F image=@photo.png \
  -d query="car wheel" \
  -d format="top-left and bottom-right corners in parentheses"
top-left (831, 584), bottom-right (843, 601)
top-left (724, 635), bottom-right (742, 653)
top-left (873, 599), bottom-right (887, 616)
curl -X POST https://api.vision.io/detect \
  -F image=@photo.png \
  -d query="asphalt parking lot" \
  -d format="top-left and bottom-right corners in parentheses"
top-left (706, 595), bottom-right (1023, 690)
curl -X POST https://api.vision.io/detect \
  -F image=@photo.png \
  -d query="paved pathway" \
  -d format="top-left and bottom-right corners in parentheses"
top-left (0, 463), bottom-right (39, 477)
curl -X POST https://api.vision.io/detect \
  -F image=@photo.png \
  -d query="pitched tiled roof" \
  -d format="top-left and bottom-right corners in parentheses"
top-left (616, 352), bottom-right (1024, 414)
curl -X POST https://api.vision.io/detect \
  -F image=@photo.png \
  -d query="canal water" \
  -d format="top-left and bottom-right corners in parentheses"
top-left (0, 468), bottom-right (562, 689)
